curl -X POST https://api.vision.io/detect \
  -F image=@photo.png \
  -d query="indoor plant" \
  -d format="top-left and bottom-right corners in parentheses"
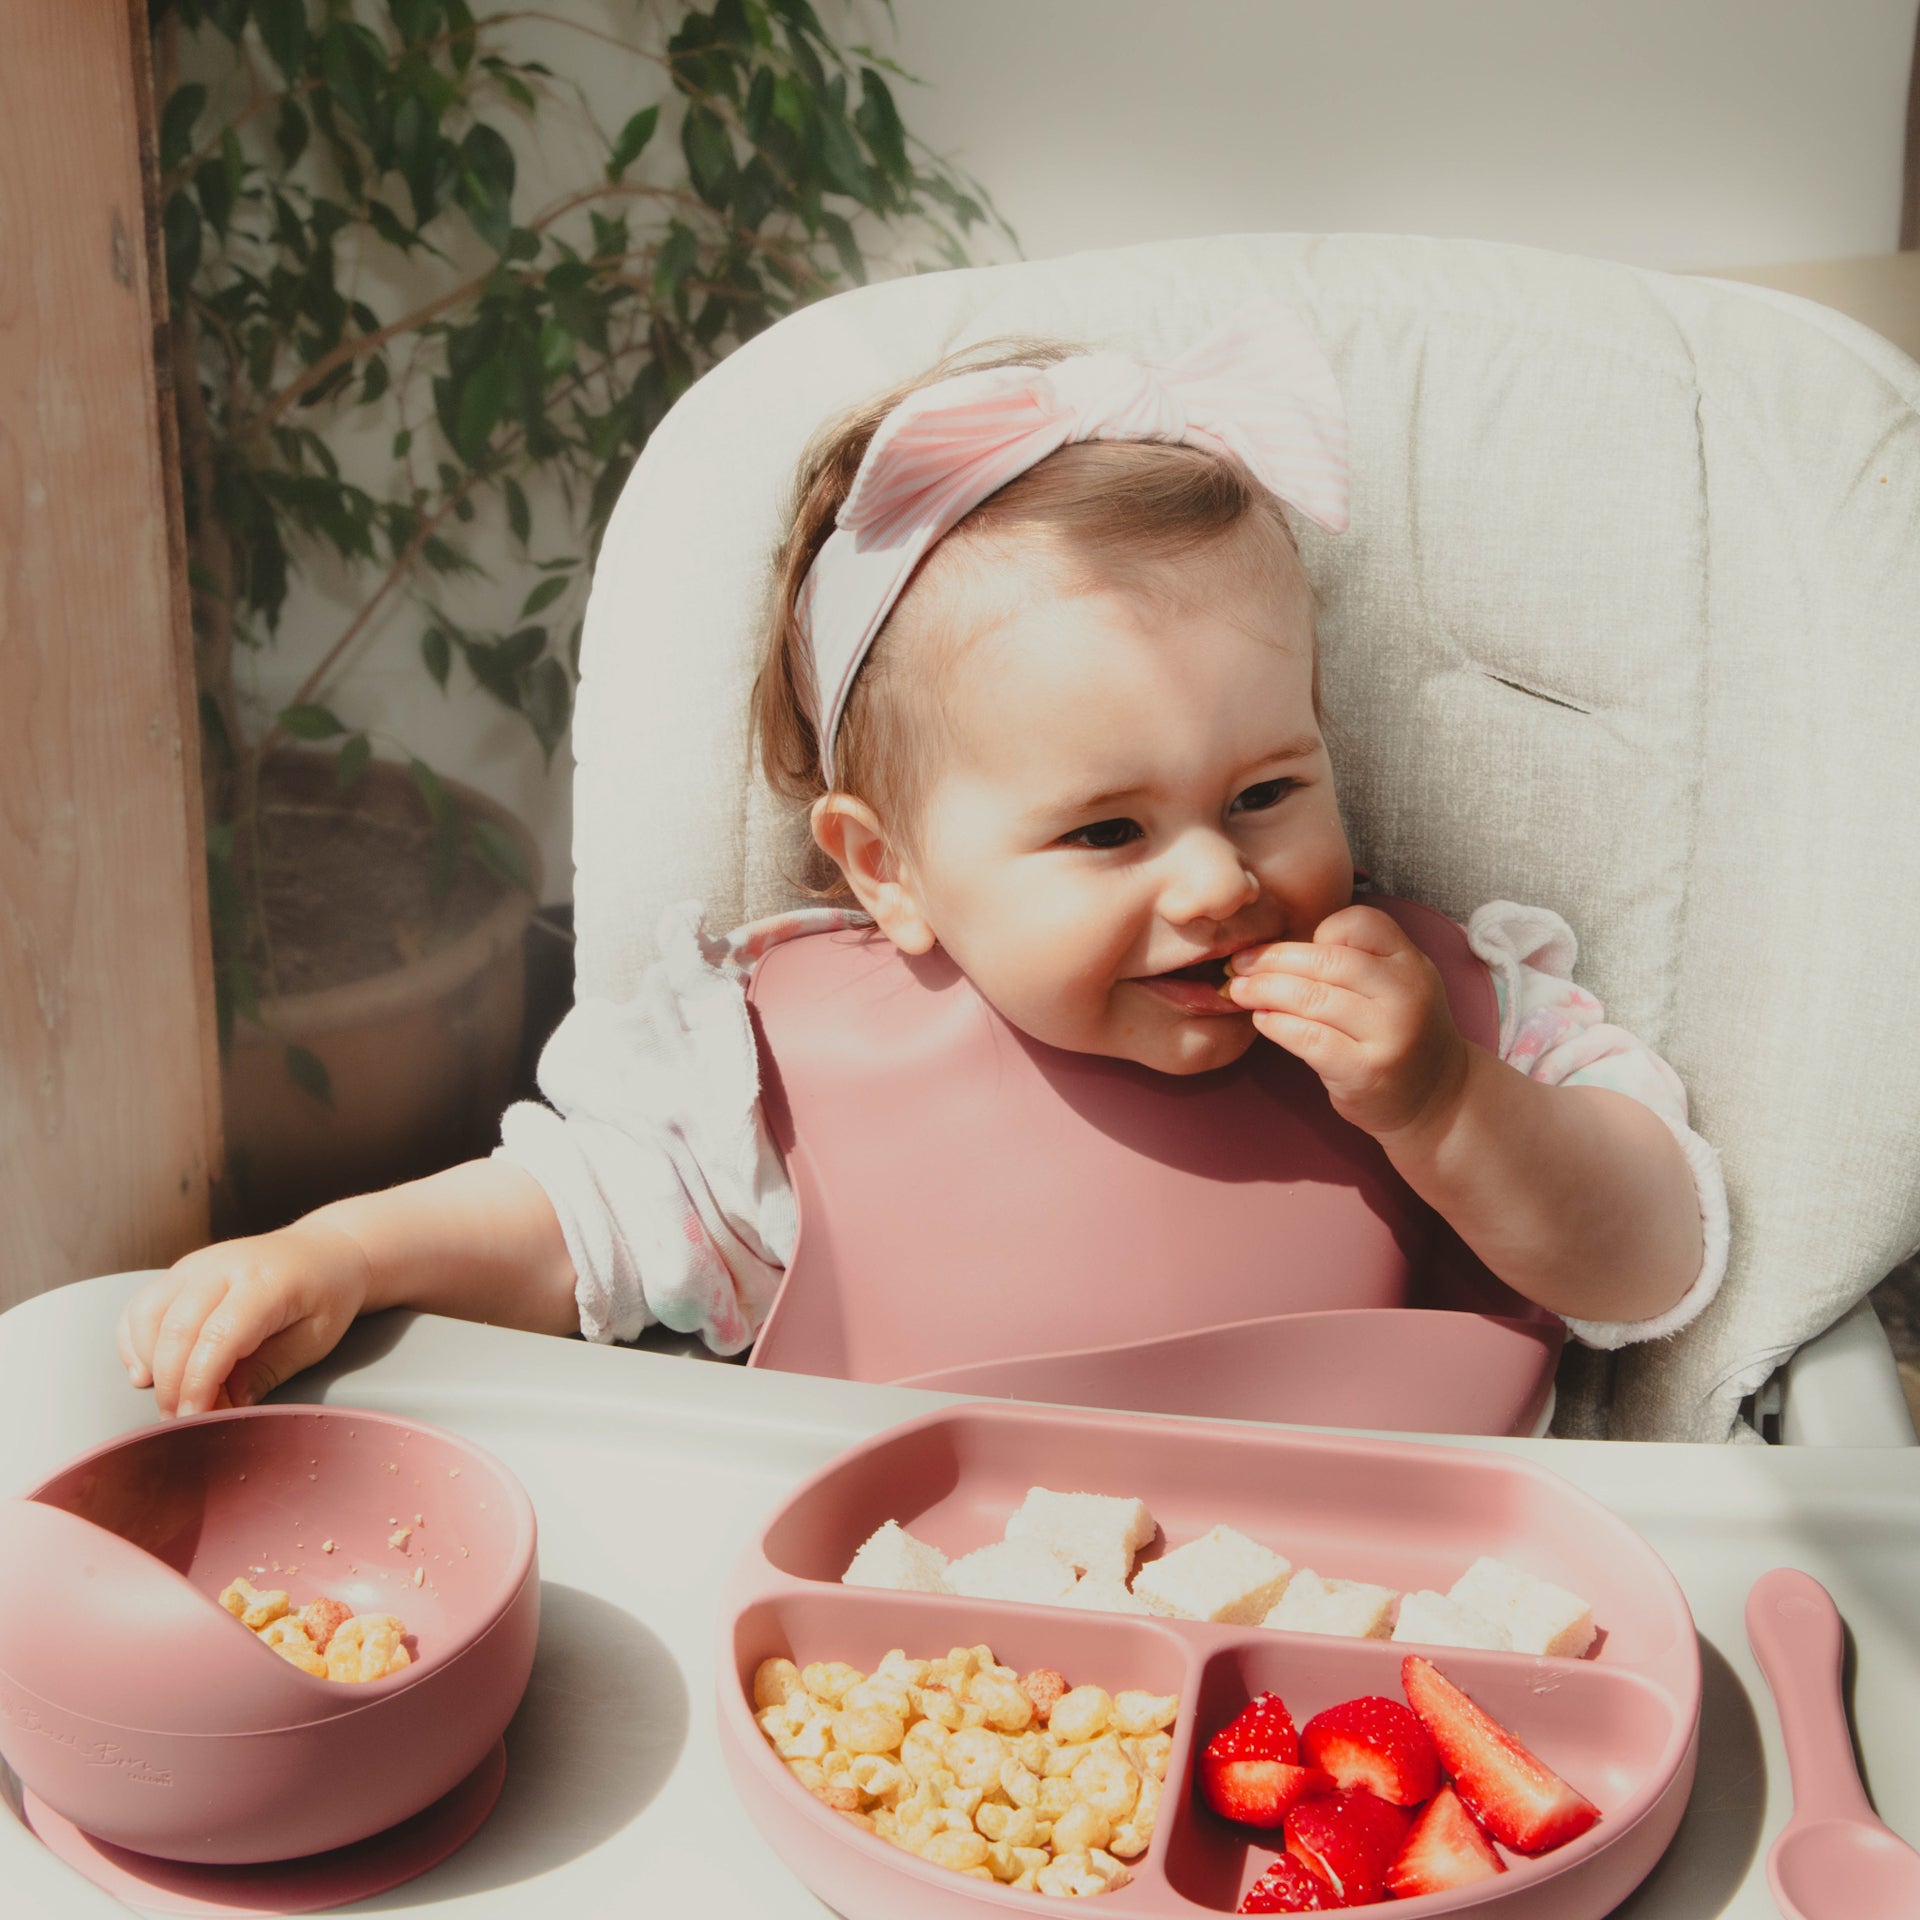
top-left (153, 0), bottom-right (1010, 1224)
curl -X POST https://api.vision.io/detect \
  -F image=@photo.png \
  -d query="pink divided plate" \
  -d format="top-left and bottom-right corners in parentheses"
top-left (718, 1402), bottom-right (1700, 1918)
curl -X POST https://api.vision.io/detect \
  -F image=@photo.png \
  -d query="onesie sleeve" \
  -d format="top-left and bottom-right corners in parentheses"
top-left (1466, 901), bottom-right (1731, 1351)
top-left (494, 899), bottom-right (868, 1353)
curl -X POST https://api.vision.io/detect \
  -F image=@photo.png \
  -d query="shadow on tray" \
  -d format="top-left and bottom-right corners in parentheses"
top-left (351, 1582), bottom-right (690, 1906)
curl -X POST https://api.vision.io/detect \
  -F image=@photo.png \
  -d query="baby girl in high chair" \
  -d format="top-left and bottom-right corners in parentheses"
top-left (119, 299), bottom-right (1727, 1421)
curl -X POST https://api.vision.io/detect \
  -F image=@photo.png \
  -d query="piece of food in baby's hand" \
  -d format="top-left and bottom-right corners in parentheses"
top-left (1262, 1567), bottom-right (1398, 1639)
top-left (1132, 1525), bottom-right (1292, 1625)
top-left (1392, 1589), bottom-right (1514, 1652)
top-left (1003, 1487), bottom-right (1156, 1586)
top-left (842, 1519), bottom-right (954, 1594)
top-left (947, 1538), bottom-right (1079, 1605)
top-left (1447, 1555), bottom-right (1596, 1658)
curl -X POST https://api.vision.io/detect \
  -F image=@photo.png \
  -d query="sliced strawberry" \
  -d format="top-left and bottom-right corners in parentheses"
top-left (1212, 1691), bottom-right (1304, 1765)
top-left (1386, 1784), bottom-right (1507, 1899)
top-left (1401, 1655), bottom-right (1602, 1855)
top-left (1285, 1787), bottom-right (1412, 1904)
top-left (1300, 1695), bottom-right (1441, 1807)
top-left (1239, 1853), bottom-right (1345, 1913)
top-left (1202, 1756), bottom-right (1338, 1829)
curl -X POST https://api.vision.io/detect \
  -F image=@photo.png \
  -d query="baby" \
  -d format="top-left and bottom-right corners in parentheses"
top-left (120, 301), bottom-right (1724, 1418)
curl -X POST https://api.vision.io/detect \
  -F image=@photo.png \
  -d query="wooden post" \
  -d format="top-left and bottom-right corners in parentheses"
top-left (0, 3), bottom-right (220, 1308)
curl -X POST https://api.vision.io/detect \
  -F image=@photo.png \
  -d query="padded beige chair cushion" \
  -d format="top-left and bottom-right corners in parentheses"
top-left (570, 232), bottom-right (1920, 1442)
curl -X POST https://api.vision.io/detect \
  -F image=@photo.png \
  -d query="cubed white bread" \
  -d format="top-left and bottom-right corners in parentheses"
top-left (947, 1538), bottom-right (1080, 1605)
top-left (1391, 1590), bottom-right (1514, 1652)
top-left (1261, 1568), bottom-right (1398, 1639)
top-left (1061, 1572), bottom-right (1155, 1616)
top-left (1447, 1556), bottom-right (1597, 1658)
top-left (842, 1520), bottom-right (952, 1594)
top-left (1004, 1487), bottom-right (1157, 1584)
top-left (1131, 1525), bottom-right (1293, 1625)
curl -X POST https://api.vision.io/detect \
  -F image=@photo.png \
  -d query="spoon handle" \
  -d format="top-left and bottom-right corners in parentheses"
top-left (1745, 1567), bottom-right (1875, 1826)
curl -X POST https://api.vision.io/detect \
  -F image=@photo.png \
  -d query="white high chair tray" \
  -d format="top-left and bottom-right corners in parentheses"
top-left (3, 1274), bottom-right (1917, 1919)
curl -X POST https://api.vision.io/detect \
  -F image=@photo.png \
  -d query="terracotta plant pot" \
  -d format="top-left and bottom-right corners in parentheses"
top-left (219, 755), bottom-right (543, 1232)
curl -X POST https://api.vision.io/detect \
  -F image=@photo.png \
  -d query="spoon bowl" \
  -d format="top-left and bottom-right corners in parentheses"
top-left (1772, 1817), bottom-right (1920, 1917)
top-left (1745, 1567), bottom-right (1920, 1920)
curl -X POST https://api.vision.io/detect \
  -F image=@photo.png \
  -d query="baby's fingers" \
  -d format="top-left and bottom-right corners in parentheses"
top-left (147, 1272), bottom-right (237, 1417)
top-left (168, 1276), bottom-right (311, 1419)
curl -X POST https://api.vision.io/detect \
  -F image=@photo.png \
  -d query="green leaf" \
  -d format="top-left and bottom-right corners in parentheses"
top-left (818, 110), bottom-right (874, 207)
top-left (389, 0), bottom-right (443, 45)
top-left (393, 92), bottom-right (444, 227)
top-left (652, 219), bottom-right (698, 302)
top-left (819, 208), bottom-right (864, 284)
top-left (743, 65), bottom-right (775, 142)
top-left (160, 84), bottom-right (206, 174)
top-left (256, 0), bottom-right (310, 83)
top-left (195, 157), bottom-right (234, 238)
top-left (525, 655), bottom-right (571, 764)
top-left (392, 427), bottom-right (413, 458)
top-left (410, 755), bottom-right (453, 828)
top-left (520, 573), bottom-right (568, 618)
top-left (446, 0), bottom-right (477, 73)
top-left (607, 104), bottom-right (659, 183)
top-left (856, 67), bottom-right (909, 183)
top-left (162, 192), bottom-right (202, 307)
top-left (503, 475), bottom-right (531, 545)
top-left (284, 1044), bottom-right (335, 1108)
top-left (536, 318), bottom-right (574, 376)
top-left (275, 98), bottom-right (310, 168)
top-left (279, 702), bottom-right (346, 739)
top-left (359, 355), bottom-right (389, 403)
top-left (681, 103), bottom-right (738, 209)
top-left (453, 359), bottom-right (507, 463)
top-left (470, 816), bottom-right (533, 892)
top-left (455, 123), bottom-right (516, 253)
top-left (336, 732), bottom-right (373, 789)
top-left (367, 198), bottom-right (417, 254)
top-left (422, 626), bottom-right (452, 687)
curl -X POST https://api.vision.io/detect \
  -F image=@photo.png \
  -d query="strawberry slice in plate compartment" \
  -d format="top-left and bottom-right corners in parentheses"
top-left (1163, 1634), bottom-right (1684, 1913)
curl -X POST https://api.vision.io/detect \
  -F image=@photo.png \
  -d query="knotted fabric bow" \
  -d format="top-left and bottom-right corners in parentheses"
top-left (798, 296), bottom-right (1351, 785)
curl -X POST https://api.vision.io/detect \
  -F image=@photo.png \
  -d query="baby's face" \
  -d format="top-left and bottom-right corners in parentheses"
top-left (875, 547), bottom-right (1353, 1075)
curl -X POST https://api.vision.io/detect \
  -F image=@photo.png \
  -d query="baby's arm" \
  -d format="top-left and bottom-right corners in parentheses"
top-left (119, 1159), bottom-right (578, 1418)
top-left (1227, 907), bottom-right (1702, 1326)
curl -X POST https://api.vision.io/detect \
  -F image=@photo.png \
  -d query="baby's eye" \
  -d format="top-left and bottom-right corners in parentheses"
top-left (1061, 817), bottom-right (1141, 850)
top-left (1232, 778), bottom-right (1296, 815)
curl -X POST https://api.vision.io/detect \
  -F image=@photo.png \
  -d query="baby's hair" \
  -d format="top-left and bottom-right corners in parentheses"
top-left (752, 335), bottom-right (1326, 903)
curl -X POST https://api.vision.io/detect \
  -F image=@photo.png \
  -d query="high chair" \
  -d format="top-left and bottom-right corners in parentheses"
top-left (571, 231), bottom-right (1920, 1446)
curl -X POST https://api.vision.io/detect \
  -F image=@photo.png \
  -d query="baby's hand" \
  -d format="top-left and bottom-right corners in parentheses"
top-left (116, 1222), bottom-right (374, 1419)
top-left (1225, 905), bottom-right (1470, 1140)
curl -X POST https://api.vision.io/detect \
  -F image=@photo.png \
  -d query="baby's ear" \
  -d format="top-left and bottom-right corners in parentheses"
top-left (809, 794), bottom-right (936, 953)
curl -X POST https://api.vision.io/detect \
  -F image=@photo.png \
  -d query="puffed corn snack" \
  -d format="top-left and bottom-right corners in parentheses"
top-left (752, 1644), bottom-right (1178, 1897)
top-left (219, 1576), bottom-right (412, 1682)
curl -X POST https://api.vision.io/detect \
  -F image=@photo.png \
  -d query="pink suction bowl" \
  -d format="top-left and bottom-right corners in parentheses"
top-left (718, 1401), bottom-right (1701, 1918)
top-left (0, 1405), bottom-right (539, 1865)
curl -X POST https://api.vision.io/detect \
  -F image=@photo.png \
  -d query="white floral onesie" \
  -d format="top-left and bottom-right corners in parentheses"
top-left (497, 898), bottom-right (1729, 1358)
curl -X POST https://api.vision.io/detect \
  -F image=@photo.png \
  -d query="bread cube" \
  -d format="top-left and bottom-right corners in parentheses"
top-left (842, 1520), bottom-right (952, 1595)
top-left (1261, 1567), bottom-right (1397, 1639)
top-left (1003, 1487), bottom-right (1157, 1585)
top-left (1061, 1572), bottom-right (1154, 1616)
top-left (1131, 1526), bottom-right (1292, 1625)
top-left (947, 1538), bottom-right (1079, 1605)
top-left (1448, 1555), bottom-right (1596, 1658)
top-left (1391, 1589), bottom-right (1513, 1651)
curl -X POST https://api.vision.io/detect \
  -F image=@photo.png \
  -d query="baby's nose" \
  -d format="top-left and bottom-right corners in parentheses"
top-left (1157, 830), bottom-right (1260, 924)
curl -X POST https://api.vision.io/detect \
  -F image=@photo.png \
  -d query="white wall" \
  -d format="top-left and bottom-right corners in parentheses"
top-left (228, 0), bottom-right (1918, 902)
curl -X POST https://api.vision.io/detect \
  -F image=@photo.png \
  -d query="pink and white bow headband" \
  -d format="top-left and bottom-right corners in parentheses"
top-left (797, 296), bottom-right (1351, 786)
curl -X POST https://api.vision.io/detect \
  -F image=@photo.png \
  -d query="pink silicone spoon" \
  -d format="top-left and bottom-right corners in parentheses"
top-left (1745, 1568), bottom-right (1920, 1919)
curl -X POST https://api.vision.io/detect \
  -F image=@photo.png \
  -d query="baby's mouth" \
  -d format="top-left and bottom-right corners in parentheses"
top-left (1160, 956), bottom-right (1234, 987)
